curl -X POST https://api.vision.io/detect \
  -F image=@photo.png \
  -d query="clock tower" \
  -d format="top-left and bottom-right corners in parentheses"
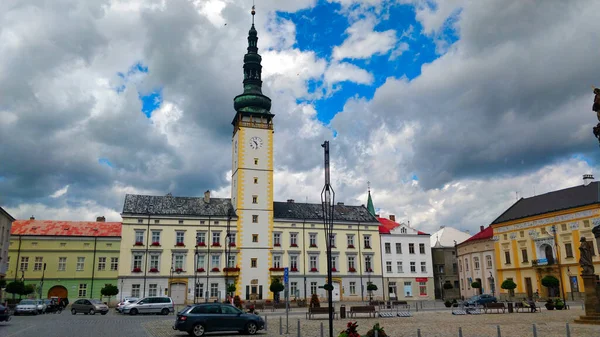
top-left (231, 7), bottom-right (274, 300)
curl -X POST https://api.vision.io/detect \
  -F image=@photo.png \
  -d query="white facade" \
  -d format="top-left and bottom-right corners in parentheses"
top-left (380, 220), bottom-right (435, 300)
top-left (0, 207), bottom-right (15, 279)
top-left (457, 231), bottom-right (499, 299)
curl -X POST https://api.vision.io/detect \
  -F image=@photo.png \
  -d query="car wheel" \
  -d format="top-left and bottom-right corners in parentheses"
top-left (89, 309), bottom-right (96, 315)
top-left (129, 308), bottom-right (138, 316)
top-left (33, 311), bottom-right (38, 316)
top-left (190, 323), bottom-right (205, 337)
top-left (245, 322), bottom-right (258, 335)
top-left (71, 309), bottom-right (77, 315)
top-left (161, 308), bottom-right (169, 315)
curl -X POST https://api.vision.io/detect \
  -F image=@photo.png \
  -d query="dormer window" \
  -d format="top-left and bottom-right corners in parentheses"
top-left (401, 228), bottom-right (407, 234)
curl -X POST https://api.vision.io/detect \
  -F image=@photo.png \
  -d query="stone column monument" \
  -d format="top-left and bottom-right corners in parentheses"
top-left (574, 235), bottom-right (600, 324)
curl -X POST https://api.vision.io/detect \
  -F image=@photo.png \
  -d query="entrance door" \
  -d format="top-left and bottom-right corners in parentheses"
top-left (476, 278), bottom-right (483, 295)
top-left (570, 276), bottom-right (579, 296)
top-left (525, 278), bottom-right (533, 299)
top-left (170, 283), bottom-right (186, 305)
top-left (388, 282), bottom-right (397, 300)
top-left (48, 285), bottom-right (68, 299)
top-left (332, 283), bottom-right (340, 302)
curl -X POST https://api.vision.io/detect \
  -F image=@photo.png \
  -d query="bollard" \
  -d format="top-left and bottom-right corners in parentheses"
top-left (496, 325), bottom-right (501, 337)
top-left (265, 315), bottom-right (268, 331)
top-left (279, 316), bottom-right (282, 335)
top-left (417, 328), bottom-right (421, 337)
top-left (320, 322), bottom-right (324, 337)
top-left (297, 319), bottom-right (301, 337)
top-left (458, 327), bottom-right (463, 337)
top-left (566, 323), bottom-right (571, 337)
top-left (532, 324), bottom-right (537, 337)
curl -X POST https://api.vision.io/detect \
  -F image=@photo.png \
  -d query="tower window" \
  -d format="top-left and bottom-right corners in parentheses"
top-left (252, 215), bottom-right (258, 223)
top-left (252, 234), bottom-right (258, 242)
top-left (253, 177), bottom-right (258, 184)
top-left (252, 195), bottom-right (258, 204)
top-left (251, 258), bottom-right (257, 268)
top-left (254, 158), bottom-right (258, 165)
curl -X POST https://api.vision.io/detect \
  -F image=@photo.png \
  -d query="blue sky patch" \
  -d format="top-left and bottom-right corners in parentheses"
top-left (139, 89), bottom-right (163, 118)
top-left (98, 158), bottom-right (114, 168)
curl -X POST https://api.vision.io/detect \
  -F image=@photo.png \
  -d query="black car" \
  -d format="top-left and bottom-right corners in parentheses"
top-left (0, 304), bottom-right (11, 322)
top-left (173, 303), bottom-right (264, 336)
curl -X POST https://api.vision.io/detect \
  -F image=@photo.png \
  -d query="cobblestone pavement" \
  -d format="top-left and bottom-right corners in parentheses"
top-left (0, 309), bottom-right (160, 337)
top-left (144, 308), bottom-right (600, 337)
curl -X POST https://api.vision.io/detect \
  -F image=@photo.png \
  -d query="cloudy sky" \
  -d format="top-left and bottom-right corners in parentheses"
top-left (1, 0), bottom-right (599, 234)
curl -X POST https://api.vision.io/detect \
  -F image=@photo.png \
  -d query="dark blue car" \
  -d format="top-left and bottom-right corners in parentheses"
top-left (173, 303), bottom-right (264, 336)
top-left (467, 294), bottom-right (497, 306)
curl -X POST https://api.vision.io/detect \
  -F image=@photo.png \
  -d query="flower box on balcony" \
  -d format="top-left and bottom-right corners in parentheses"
top-left (274, 243), bottom-right (281, 247)
top-left (291, 267), bottom-right (298, 272)
top-left (269, 267), bottom-right (284, 272)
top-left (224, 267), bottom-right (240, 272)
top-left (149, 268), bottom-right (159, 273)
top-left (175, 268), bottom-right (184, 273)
top-left (151, 242), bottom-right (160, 246)
top-left (132, 267), bottom-right (142, 273)
top-left (348, 267), bottom-right (356, 272)
top-left (134, 242), bottom-right (144, 246)
top-left (367, 268), bottom-right (373, 272)
top-left (197, 242), bottom-right (206, 247)
top-left (347, 245), bottom-right (355, 249)
top-left (229, 242), bottom-right (236, 247)
top-left (175, 242), bottom-right (185, 247)
top-left (211, 267), bottom-right (220, 272)
top-left (211, 242), bottom-right (221, 247)
top-left (290, 244), bottom-right (298, 247)
top-left (365, 245), bottom-right (372, 249)
top-left (331, 268), bottom-right (337, 272)
top-left (310, 268), bottom-right (318, 272)
top-left (309, 244), bottom-right (317, 248)
top-left (196, 268), bottom-right (205, 272)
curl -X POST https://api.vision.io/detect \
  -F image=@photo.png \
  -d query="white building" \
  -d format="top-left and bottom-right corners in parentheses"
top-left (457, 226), bottom-right (499, 299)
top-left (0, 206), bottom-right (15, 284)
top-left (430, 226), bottom-right (471, 299)
top-left (378, 215), bottom-right (435, 301)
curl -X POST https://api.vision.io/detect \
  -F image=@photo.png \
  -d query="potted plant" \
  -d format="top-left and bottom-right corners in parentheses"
top-left (444, 300), bottom-right (452, 308)
top-left (310, 244), bottom-right (318, 248)
top-left (197, 268), bottom-right (205, 272)
top-left (291, 267), bottom-right (298, 272)
top-left (554, 298), bottom-right (565, 310)
top-left (366, 323), bottom-right (387, 337)
top-left (500, 279), bottom-right (517, 301)
top-left (545, 299), bottom-right (555, 310)
top-left (229, 242), bottom-right (236, 247)
top-left (270, 278), bottom-right (285, 303)
top-left (338, 321), bottom-right (360, 337)
top-left (310, 293), bottom-right (320, 308)
top-left (541, 275), bottom-right (560, 300)
top-left (471, 281), bottom-right (481, 290)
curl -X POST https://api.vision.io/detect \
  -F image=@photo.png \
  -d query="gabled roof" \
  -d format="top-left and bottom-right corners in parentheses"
top-left (377, 217), bottom-right (428, 235)
top-left (429, 226), bottom-right (471, 247)
top-left (491, 181), bottom-right (600, 225)
top-left (122, 194), bottom-right (235, 217)
top-left (11, 220), bottom-right (121, 237)
top-left (460, 226), bottom-right (493, 245)
top-left (273, 202), bottom-right (378, 223)
top-left (0, 206), bottom-right (15, 221)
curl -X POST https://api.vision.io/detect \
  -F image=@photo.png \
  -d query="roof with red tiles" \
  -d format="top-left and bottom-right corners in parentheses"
top-left (459, 226), bottom-right (493, 245)
top-left (11, 220), bottom-right (121, 237)
top-left (377, 217), bottom-right (428, 235)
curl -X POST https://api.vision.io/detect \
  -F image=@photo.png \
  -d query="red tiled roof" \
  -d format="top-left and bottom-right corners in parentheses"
top-left (11, 220), bottom-right (121, 237)
top-left (377, 217), bottom-right (428, 235)
top-left (461, 226), bottom-right (493, 244)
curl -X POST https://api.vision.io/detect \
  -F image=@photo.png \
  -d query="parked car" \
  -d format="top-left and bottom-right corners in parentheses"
top-left (466, 294), bottom-right (497, 306)
top-left (122, 296), bottom-right (174, 315)
top-left (35, 300), bottom-right (47, 314)
top-left (71, 299), bottom-right (109, 315)
top-left (0, 304), bottom-right (11, 322)
top-left (116, 298), bottom-right (138, 313)
top-left (173, 303), bottom-right (264, 336)
top-left (14, 300), bottom-right (40, 315)
top-left (44, 299), bottom-right (62, 314)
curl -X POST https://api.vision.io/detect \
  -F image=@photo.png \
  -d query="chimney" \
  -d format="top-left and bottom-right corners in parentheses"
top-left (337, 202), bottom-right (344, 206)
top-left (584, 174), bottom-right (594, 186)
top-left (480, 225), bottom-right (484, 232)
top-left (389, 215), bottom-right (396, 222)
top-left (30, 216), bottom-right (35, 220)
top-left (287, 199), bottom-right (295, 203)
top-left (96, 216), bottom-right (106, 222)
top-left (203, 190), bottom-right (210, 203)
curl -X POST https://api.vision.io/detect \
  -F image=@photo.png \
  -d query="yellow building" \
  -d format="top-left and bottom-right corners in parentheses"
top-left (6, 217), bottom-right (121, 302)
top-left (491, 178), bottom-right (600, 301)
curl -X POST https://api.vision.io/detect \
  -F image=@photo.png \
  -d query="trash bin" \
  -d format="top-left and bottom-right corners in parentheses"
top-left (340, 305), bottom-right (346, 319)
top-left (508, 302), bottom-right (514, 313)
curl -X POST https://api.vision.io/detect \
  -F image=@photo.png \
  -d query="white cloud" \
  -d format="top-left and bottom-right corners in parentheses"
top-left (389, 42), bottom-right (409, 60)
top-left (50, 185), bottom-right (69, 198)
top-left (261, 49), bottom-right (327, 98)
top-left (332, 16), bottom-right (397, 60)
top-left (324, 62), bottom-right (374, 85)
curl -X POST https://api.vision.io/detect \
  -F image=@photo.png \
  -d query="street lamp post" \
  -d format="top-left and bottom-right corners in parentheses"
top-left (39, 263), bottom-right (46, 299)
top-left (550, 225), bottom-right (568, 303)
top-left (320, 141), bottom-right (335, 337)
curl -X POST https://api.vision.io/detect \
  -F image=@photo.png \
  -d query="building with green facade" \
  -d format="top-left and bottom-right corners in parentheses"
top-left (5, 217), bottom-right (121, 303)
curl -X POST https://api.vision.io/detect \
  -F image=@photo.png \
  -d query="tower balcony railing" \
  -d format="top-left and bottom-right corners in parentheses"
top-left (532, 258), bottom-right (555, 267)
top-left (238, 121), bottom-right (273, 130)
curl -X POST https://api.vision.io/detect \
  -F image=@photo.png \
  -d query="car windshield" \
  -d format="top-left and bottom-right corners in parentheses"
top-left (20, 300), bottom-right (35, 305)
top-left (178, 305), bottom-right (192, 314)
top-left (91, 300), bottom-right (103, 304)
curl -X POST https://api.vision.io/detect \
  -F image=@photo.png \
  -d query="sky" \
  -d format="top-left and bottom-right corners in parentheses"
top-left (1, 0), bottom-right (600, 235)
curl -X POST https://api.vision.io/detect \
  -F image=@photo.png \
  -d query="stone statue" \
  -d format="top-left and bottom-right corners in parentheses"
top-left (580, 237), bottom-right (595, 275)
top-left (593, 87), bottom-right (600, 118)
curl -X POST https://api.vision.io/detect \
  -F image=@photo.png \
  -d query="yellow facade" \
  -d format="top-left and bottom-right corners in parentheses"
top-left (492, 205), bottom-right (600, 301)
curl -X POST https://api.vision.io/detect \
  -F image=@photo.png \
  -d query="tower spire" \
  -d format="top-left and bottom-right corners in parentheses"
top-left (366, 182), bottom-right (376, 217)
top-left (233, 4), bottom-right (271, 115)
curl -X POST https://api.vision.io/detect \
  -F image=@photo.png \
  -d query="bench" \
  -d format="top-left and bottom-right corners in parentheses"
top-left (515, 302), bottom-right (539, 313)
top-left (349, 305), bottom-right (377, 318)
top-left (306, 307), bottom-right (338, 320)
top-left (483, 303), bottom-right (506, 313)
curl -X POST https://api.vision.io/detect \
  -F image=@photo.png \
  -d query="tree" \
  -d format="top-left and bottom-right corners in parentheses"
top-left (471, 281), bottom-right (481, 289)
top-left (443, 281), bottom-right (454, 290)
top-left (23, 284), bottom-right (35, 297)
top-left (5, 281), bottom-right (25, 298)
top-left (269, 278), bottom-right (284, 303)
top-left (541, 275), bottom-right (559, 288)
top-left (309, 293), bottom-right (320, 308)
top-left (101, 284), bottom-right (119, 304)
top-left (227, 284), bottom-right (236, 296)
top-left (501, 279), bottom-right (517, 300)
top-left (366, 283), bottom-right (378, 291)
top-left (0, 279), bottom-right (6, 289)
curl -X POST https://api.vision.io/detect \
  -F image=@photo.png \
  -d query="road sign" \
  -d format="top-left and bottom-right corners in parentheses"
top-left (284, 267), bottom-right (289, 284)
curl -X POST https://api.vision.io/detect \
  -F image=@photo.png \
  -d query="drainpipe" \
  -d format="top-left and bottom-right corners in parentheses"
top-left (90, 236), bottom-right (98, 299)
top-left (142, 214), bottom-right (150, 297)
top-left (358, 221), bottom-right (364, 302)
top-left (302, 217), bottom-right (306, 302)
top-left (14, 236), bottom-right (22, 282)
top-left (205, 216), bottom-right (211, 302)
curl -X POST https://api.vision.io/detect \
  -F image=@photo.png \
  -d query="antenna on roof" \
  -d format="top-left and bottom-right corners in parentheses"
top-left (515, 191), bottom-right (519, 200)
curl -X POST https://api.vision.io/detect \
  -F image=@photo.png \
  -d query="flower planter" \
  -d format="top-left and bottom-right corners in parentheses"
top-left (348, 268), bottom-right (356, 272)
top-left (347, 245), bottom-right (355, 249)
top-left (197, 242), bottom-right (206, 247)
top-left (132, 268), bottom-right (142, 273)
top-left (211, 243), bottom-right (221, 247)
top-left (309, 245), bottom-right (317, 248)
top-left (269, 267), bottom-right (284, 272)
top-left (175, 268), bottom-right (184, 273)
top-left (211, 268), bottom-right (220, 272)
top-left (310, 268), bottom-right (318, 272)
top-left (176, 242), bottom-right (185, 247)
top-left (149, 268), bottom-right (159, 273)
top-left (274, 244), bottom-right (281, 247)
top-left (290, 244), bottom-right (298, 248)
top-left (224, 267), bottom-right (240, 272)
top-left (545, 303), bottom-right (555, 310)
top-left (151, 242), bottom-right (160, 246)
top-left (134, 242), bottom-right (144, 246)
top-left (291, 268), bottom-right (298, 272)
top-left (197, 268), bottom-right (205, 272)
top-left (229, 243), bottom-right (236, 247)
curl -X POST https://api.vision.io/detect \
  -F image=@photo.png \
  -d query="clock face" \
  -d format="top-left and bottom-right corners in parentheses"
top-left (249, 136), bottom-right (263, 149)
